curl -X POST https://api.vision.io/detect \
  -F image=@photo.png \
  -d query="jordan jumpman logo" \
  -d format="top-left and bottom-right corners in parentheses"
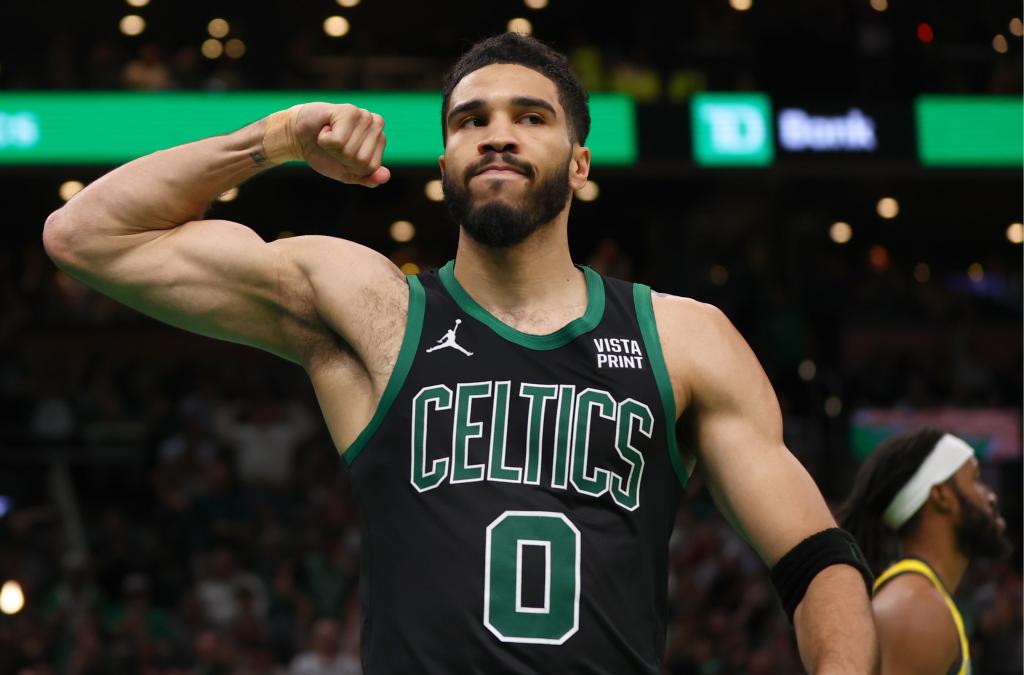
top-left (426, 319), bottom-right (474, 356)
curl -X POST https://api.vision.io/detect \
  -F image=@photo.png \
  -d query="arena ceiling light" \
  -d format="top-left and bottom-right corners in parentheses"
top-left (208, 18), bottom-right (230, 39)
top-left (119, 15), bottom-right (146, 36)
top-left (424, 180), bottom-right (444, 202)
top-left (0, 581), bottom-right (24, 615)
top-left (225, 39), bottom-right (246, 59)
top-left (390, 220), bottom-right (416, 243)
top-left (829, 222), bottom-right (852, 244)
top-left (202, 39), bottom-right (223, 59)
top-left (59, 180), bottom-right (84, 202)
top-left (507, 18), bottom-right (533, 35)
top-left (324, 16), bottom-right (350, 38)
top-left (575, 181), bottom-right (599, 202)
top-left (217, 187), bottom-right (238, 202)
top-left (968, 263), bottom-right (984, 283)
top-left (876, 197), bottom-right (899, 219)
top-left (1006, 223), bottom-right (1023, 244)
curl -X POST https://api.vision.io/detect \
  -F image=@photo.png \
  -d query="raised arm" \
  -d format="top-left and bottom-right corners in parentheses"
top-left (653, 293), bottom-right (877, 675)
top-left (41, 102), bottom-right (401, 366)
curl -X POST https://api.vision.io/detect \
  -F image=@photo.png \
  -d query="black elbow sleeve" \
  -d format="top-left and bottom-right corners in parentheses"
top-left (769, 527), bottom-right (874, 625)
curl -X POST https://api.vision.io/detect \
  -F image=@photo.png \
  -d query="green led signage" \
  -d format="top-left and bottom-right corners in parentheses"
top-left (692, 93), bottom-right (774, 167)
top-left (0, 92), bottom-right (636, 166)
top-left (916, 96), bottom-right (1023, 166)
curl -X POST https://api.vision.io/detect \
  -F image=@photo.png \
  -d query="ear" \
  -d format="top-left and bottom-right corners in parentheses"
top-left (568, 145), bottom-right (591, 191)
top-left (438, 154), bottom-right (446, 178)
top-left (929, 482), bottom-right (957, 515)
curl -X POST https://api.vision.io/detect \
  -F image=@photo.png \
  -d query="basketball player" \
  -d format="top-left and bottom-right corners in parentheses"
top-left (43, 33), bottom-right (877, 673)
top-left (838, 428), bottom-right (1011, 674)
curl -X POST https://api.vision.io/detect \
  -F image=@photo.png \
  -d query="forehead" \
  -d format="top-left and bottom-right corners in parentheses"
top-left (954, 456), bottom-right (980, 481)
top-left (450, 63), bottom-right (562, 112)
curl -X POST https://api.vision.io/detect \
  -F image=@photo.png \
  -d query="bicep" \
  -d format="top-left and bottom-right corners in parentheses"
top-left (659, 297), bottom-right (834, 564)
top-left (57, 218), bottom-right (322, 363)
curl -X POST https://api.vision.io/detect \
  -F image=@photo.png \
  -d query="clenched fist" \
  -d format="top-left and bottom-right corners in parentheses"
top-left (264, 102), bottom-right (391, 188)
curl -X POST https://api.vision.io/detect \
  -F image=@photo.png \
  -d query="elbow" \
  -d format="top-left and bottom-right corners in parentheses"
top-left (42, 208), bottom-right (69, 265)
top-left (42, 208), bottom-right (82, 272)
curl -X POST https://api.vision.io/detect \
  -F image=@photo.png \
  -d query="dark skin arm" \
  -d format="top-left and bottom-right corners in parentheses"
top-left (873, 575), bottom-right (961, 674)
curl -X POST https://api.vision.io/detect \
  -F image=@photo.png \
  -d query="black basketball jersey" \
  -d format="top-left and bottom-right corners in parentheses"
top-left (343, 260), bottom-right (691, 674)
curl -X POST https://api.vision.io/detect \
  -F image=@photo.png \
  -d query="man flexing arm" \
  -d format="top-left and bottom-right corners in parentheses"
top-left (654, 294), bottom-right (879, 675)
top-left (42, 103), bottom-right (408, 452)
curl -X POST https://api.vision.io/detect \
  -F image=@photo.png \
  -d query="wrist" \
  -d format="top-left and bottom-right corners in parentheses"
top-left (261, 104), bottom-right (304, 165)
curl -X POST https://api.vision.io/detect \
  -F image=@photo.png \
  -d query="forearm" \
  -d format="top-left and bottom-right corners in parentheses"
top-left (794, 565), bottom-right (879, 675)
top-left (47, 116), bottom-right (273, 237)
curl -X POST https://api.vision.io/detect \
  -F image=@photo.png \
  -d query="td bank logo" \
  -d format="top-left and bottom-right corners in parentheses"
top-left (692, 93), bottom-right (774, 166)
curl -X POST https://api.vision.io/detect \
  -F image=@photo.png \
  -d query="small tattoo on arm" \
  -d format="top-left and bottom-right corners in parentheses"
top-left (250, 150), bottom-right (268, 166)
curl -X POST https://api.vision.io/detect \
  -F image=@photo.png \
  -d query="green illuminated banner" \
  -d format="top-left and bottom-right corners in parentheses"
top-left (916, 96), bottom-right (1023, 166)
top-left (691, 92), bottom-right (774, 167)
top-left (0, 92), bottom-right (636, 166)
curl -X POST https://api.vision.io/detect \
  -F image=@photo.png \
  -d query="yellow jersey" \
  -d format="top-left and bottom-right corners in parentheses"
top-left (874, 558), bottom-right (970, 675)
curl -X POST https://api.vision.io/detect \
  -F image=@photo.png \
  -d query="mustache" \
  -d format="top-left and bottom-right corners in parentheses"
top-left (467, 153), bottom-right (535, 180)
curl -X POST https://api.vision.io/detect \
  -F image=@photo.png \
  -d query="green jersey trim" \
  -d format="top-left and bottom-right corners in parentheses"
top-left (437, 260), bottom-right (606, 351)
top-left (343, 275), bottom-right (426, 465)
top-left (633, 284), bottom-right (689, 488)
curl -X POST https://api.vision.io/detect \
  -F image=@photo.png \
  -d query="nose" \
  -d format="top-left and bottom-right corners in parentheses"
top-left (477, 115), bottom-right (519, 156)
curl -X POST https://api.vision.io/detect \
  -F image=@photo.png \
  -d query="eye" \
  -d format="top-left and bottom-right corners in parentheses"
top-left (460, 117), bottom-right (484, 128)
top-left (521, 113), bottom-right (544, 125)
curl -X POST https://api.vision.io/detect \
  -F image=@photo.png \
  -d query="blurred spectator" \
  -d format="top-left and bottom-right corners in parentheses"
top-left (122, 43), bottom-right (174, 91)
top-left (188, 458), bottom-right (255, 551)
top-left (288, 618), bottom-right (359, 675)
top-left (212, 389), bottom-right (315, 498)
top-left (196, 546), bottom-right (269, 630)
top-left (42, 551), bottom-right (102, 641)
top-left (104, 572), bottom-right (173, 672)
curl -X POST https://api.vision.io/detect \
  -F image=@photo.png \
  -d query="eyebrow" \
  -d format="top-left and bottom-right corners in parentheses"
top-left (446, 96), bottom-right (558, 125)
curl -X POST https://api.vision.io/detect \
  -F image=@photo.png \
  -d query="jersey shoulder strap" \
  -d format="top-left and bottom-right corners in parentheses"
top-left (874, 559), bottom-right (971, 675)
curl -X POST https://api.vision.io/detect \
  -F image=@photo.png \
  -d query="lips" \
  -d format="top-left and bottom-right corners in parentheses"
top-left (475, 165), bottom-right (526, 177)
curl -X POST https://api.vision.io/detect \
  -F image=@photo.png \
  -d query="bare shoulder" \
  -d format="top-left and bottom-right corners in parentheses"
top-left (648, 291), bottom-right (761, 415)
top-left (873, 574), bottom-right (960, 672)
top-left (649, 291), bottom-right (734, 348)
top-left (269, 234), bottom-right (408, 374)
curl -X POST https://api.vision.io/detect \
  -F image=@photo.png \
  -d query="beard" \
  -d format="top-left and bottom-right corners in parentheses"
top-left (443, 151), bottom-right (572, 248)
top-left (953, 483), bottom-right (1012, 559)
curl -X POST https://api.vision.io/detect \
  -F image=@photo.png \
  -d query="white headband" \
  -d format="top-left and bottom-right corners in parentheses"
top-left (881, 434), bottom-right (975, 530)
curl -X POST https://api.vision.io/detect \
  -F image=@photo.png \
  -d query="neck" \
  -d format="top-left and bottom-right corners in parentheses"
top-left (453, 212), bottom-right (583, 313)
top-left (900, 521), bottom-right (970, 592)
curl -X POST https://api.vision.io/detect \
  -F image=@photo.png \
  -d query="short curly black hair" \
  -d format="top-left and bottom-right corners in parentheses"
top-left (441, 33), bottom-right (591, 147)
